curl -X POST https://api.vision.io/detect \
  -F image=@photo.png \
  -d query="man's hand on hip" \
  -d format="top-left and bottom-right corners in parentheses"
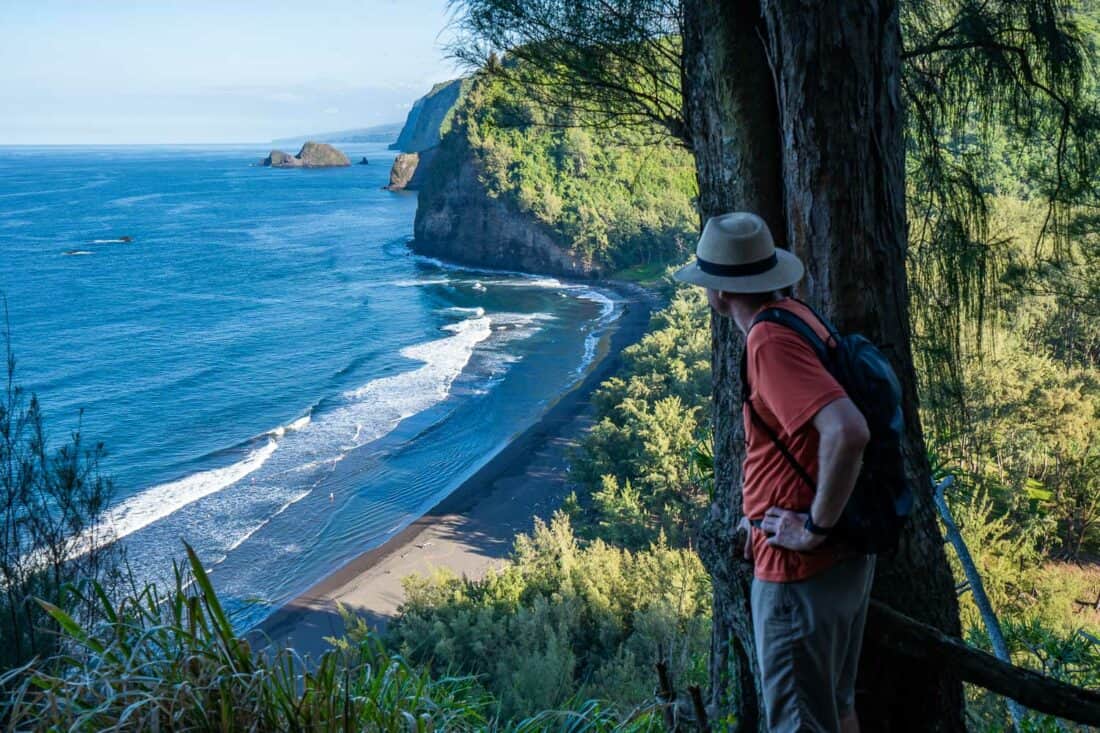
top-left (736, 516), bottom-right (754, 563)
top-left (760, 507), bottom-right (827, 552)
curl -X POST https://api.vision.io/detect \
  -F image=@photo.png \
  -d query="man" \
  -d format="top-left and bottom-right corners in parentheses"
top-left (674, 212), bottom-right (874, 733)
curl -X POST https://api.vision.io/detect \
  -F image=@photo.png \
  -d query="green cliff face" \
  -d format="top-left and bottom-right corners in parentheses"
top-left (411, 71), bottom-right (698, 277)
top-left (390, 79), bottom-right (470, 154)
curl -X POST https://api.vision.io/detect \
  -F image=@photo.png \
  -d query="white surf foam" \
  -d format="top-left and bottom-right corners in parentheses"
top-left (106, 439), bottom-right (279, 543)
top-left (224, 487), bottom-right (313, 553)
top-left (269, 413), bottom-right (312, 438)
top-left (335, 317), bottom-right (493, 446)
top-left (391, 278), bottom-right (450, 287)
top-left (572, 288), bottom-right (620, 377)
top-left (440, 306), bottom-right (486, 317)
top-left (108, 193), bottom-right (165, 207)
top-left (17, 438), bottom-right (280, 571)
top-left (63, 250), bottom-right (94, 256)
top-left (114, 315), bottom-right (491, 556)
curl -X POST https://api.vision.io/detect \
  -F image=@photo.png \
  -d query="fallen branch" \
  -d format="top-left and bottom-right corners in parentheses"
top-left (867, 600), bottom-right (1100, 725)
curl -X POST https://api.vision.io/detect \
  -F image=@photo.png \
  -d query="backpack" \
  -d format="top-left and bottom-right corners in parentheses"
top-left (740, 299), bottom-right (913, 554)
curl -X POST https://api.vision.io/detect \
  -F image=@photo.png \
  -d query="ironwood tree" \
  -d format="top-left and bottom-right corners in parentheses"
top-left (450, 0), bottom-right (1099, 729)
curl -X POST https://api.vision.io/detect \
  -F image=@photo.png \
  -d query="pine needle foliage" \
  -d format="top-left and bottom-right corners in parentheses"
top-left (0, 324), bottom-right (121, 672)
top-left (448, 0), bottom-right (687, 141)
top-left (903, 0), bottom-right (1100, 446)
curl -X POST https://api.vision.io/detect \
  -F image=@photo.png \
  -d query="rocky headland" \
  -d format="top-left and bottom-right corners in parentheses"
top-left (388, 79), bottom-right (601, 278)
top-left (390, 79), bottom-right (467, 154)
top-left (262, 142), bottom-right (350, 168)
top-left (412, 139), bottom-right (599, 278)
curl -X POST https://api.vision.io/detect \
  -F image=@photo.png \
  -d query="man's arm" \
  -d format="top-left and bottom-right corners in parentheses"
top-left (760, 397), bottom-right (869, 551)
top-left (809, 396), bottom-right (870, 528)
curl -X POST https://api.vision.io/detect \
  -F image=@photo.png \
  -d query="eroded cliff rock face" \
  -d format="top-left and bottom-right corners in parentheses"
top-left (386, 80), bottom-right (469, 191)
top-left (262, 142), bottom-right (350, 168)
top-left (387, 153), bottom-right (419, 189)
top-left (390, 79), bottom-right (467, 154)
top-left (386, 149), bottom-right (439, 191)
top-left (412, 151), bottom-right (599, 278)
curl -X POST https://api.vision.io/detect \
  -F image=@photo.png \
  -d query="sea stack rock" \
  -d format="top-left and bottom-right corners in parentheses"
top-left (386, 153), bottom-right (419, 190)
top-left (358, 157), bottom-right (369, 165)
top-left (262, 141), bottom-right (350, 168)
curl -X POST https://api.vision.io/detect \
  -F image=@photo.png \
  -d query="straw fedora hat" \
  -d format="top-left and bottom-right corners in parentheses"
top-left (673, 212), bottom-right (803, 293)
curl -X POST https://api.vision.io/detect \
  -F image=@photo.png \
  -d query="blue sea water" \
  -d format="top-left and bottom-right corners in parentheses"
top-left (0, 143), bottom-right (617, 628)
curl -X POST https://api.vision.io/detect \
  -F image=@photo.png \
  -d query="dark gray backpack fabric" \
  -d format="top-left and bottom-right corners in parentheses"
top-left (740, 300), bottom-right (913, 554)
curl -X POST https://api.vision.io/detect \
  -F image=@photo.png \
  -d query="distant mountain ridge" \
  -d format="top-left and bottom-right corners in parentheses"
top-left (272, 122), bottom-right (403, 146)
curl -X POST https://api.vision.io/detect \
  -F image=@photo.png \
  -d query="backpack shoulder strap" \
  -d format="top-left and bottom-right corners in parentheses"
top-left (741, 308), bottom-right (822, 494)
top-left (745, 397), bottom-right (817, 492)
top-left (750, 306), bottom-right (830, 363)
top-left (789, 297), bottom-right (842, 345)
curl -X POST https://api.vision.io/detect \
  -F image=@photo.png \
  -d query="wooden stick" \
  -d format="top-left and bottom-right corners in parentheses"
top-left (656, 659), bottom-right (677, 730)
top-left (688, 684), bottom-right (710, 732)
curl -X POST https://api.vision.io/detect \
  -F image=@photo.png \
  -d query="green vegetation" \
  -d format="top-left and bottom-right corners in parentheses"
top-left (1, 543), bottom-right (666, 731)
top-left (379, 512), bottom-right (710, 721)
top-left (568, 286), bottom-right (711, 550)
top-left (0, 335), bottom-right (121, 671)
top-left (436, 68), bottom-right (698, 271)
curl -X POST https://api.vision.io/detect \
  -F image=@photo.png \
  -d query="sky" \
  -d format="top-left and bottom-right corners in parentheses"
top-left (0, 1), bottom-right (464, 144)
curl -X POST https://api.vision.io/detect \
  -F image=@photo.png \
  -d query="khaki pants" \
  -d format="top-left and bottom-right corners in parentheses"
top-left (750, 554), bottom-right (875, 732)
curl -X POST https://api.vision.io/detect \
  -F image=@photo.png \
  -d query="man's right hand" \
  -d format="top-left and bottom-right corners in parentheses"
top-left (736, 516), bottom-right (754, 563)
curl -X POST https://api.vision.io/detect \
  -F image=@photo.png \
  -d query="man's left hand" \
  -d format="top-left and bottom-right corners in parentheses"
top-left (759, 507), bottom-right (827, 552)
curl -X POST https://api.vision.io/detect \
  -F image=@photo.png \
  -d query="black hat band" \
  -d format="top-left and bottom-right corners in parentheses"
top-left (697, 252), bottom-right (778, 277)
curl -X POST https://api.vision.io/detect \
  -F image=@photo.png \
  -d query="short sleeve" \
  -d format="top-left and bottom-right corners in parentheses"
top-left (747, 324), bottom-right (848, 437)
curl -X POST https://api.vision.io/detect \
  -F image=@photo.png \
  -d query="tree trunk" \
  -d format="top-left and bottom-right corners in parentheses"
top-left (684, 1), bottom-right (967, 729)
top-left (682, 1), bottom-right (784, 729)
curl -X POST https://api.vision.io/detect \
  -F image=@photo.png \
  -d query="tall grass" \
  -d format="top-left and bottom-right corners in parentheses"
top-left (0, 542), bottom-right (667, 731)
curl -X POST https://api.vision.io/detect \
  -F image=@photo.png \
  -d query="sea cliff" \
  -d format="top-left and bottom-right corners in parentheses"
top-left (412, 138), bottom-right (600, 277)
top-left (390, 79), bottom-right (468, 154)
top-left (402, 71), bottom-right (696, 279)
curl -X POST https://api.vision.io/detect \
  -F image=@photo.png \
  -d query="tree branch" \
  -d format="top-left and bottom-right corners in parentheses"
top-left (868, 600), bottom-right (1100, 725)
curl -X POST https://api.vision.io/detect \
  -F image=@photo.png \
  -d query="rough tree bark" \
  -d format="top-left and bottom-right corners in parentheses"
top-left (681, 1), bottom-right (783, 729)
top-left (684, 1), bottom-right (967, 730)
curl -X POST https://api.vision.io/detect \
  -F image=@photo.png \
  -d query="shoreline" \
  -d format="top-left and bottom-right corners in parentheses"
top-left (253, 279), bottom-right (659, 657)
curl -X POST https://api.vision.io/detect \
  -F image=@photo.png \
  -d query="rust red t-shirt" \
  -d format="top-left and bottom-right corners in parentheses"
top-left (742, 298), bottom-right (849, 582)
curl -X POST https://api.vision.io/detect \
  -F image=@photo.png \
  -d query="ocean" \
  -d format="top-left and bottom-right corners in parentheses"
top-left (0, 143), bottom-right (619, 629)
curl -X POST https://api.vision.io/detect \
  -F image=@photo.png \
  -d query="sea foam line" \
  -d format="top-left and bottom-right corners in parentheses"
top-left (408, 253), bottom-right (622, 320)
top-left (37, 313), bottom-right (495, 576)
top-left (14, 438), bottom-right (280, 576)
top-left (106, 439), bottom-right (279, 543)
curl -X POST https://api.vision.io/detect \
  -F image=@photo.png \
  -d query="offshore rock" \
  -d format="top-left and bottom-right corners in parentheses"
top-left (262, 142), bottom-right (350, 168)
top-left (385, 148), bottom-right (438, 191)
top-left (386, 152), bottom-right (419, 190)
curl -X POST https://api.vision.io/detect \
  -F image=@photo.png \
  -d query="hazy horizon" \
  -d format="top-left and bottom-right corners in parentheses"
top-left (1, 1), bottom-right (462, 145)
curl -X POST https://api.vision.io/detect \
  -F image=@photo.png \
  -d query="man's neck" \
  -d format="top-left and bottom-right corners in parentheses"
top-left (732, 294), bottom-right (786, 336)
